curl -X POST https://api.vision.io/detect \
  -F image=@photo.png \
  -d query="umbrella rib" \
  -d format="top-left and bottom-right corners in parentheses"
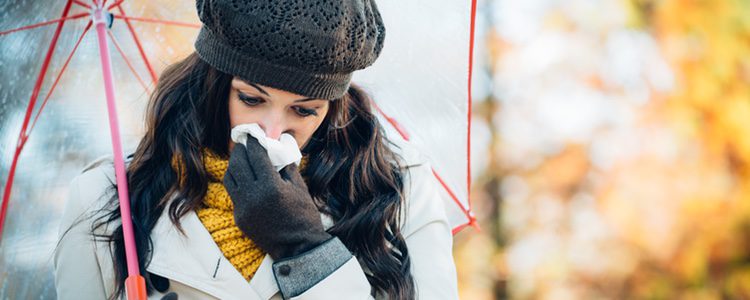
top-left (436, 0), bottom-right (483, 235)
top-left (464, 0), bottom-right (479, 232)
top-left (370, 99), bottom-right (411, 140)
top-left (370, 98), bottom-right (476, 231)
top-left (0, 0), bottom-right (75, 243)
top-left (106, 0), bottom-right (124, 10)
top-left (0, 13), bottom-right (88, 36)
top-left (27, 21), bottom-right (93, 138)
top-left (112, 5), bottom-right (159, 84)
top-left (73, 0), bottom-right (91, 9)
top-left (432, 168), bottom-right (475, 224)
top-left (111, 15), bottom-right (202, 29)
top-left (107, 30), bottom-right (152, 95)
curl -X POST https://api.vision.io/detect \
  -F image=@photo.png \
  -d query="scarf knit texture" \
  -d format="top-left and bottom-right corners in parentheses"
top-left (170, 147), bottom-right (308, 281)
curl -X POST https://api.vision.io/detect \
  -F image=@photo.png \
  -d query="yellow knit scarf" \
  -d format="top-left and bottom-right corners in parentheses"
top-left (170, 147), bottom-right (308, 281)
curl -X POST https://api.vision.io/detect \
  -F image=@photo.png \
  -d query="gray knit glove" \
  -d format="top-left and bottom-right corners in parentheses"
top-left (223, 137), bottom-right (333, 260)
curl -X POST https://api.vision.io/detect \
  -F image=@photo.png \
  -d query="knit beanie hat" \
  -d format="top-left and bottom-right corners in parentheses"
top-left (194, 0), bottom-right (386, 100)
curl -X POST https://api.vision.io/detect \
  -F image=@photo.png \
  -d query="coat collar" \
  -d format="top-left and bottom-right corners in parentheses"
top-left (145, 195), bottom-right (335, 300)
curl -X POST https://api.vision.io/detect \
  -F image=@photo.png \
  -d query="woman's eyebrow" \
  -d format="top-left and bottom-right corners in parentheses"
top-left (247, 82), bottom-right (270, 96)
top-left (246, 81), bottom-right (318, 103)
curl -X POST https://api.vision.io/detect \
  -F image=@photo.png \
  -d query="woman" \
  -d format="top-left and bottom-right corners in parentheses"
top-left (53, 1), bottom-right (458, 299)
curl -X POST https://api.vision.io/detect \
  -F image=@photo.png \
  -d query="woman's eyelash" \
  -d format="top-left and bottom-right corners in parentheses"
top-left (238, 92), bottom-right (262, 105)
top-left (295, 107), bottom-right (318, 117)
top-left (238, 91), bottom-right (318, 117)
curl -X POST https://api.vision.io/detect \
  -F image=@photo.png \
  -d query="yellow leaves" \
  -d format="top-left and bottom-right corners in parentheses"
top-left (632, 0), bottom-right (750, 295)
top-left (530, 145), bottom-right (590, 195)
top-left (460, 0), bottom-right (750, 298)
top-left (718, 95), bottom-right (750, 166)
top-left (724, 267), bottom-right (750, 299)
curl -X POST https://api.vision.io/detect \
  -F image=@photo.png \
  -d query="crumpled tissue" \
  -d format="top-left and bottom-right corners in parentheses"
top-left (230, 123), bottom-right (302, 172)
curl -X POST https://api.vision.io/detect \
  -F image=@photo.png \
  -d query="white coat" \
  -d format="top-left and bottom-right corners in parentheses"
top-left (53, 138), bottom-right (459, 300)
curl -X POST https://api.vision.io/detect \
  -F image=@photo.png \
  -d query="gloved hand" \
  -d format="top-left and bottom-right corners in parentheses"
top-left (223, 137), bottom-right (333, 260)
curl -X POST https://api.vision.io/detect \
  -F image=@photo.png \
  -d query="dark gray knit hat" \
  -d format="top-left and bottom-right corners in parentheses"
top-left (194, 0), bottom-right (386, 100)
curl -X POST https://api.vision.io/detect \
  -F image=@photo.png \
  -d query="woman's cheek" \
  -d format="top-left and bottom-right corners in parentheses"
top-left (296, 136), bottom-right (308, 149)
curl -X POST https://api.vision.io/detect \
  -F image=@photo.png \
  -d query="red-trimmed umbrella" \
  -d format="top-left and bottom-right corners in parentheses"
top-left (361, 0), bottom-right (480, 234)
top-left (0, 0), bottom-right (477, 298)
top-left (0, 0), bottom-right (200, 298)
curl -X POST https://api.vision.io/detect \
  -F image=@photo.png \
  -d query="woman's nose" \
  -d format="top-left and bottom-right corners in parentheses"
top-left (258, 116), bottom-right (285, 140)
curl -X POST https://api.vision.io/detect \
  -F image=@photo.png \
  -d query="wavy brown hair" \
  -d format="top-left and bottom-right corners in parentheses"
top-left (81, 52), bottom-right (416, 299)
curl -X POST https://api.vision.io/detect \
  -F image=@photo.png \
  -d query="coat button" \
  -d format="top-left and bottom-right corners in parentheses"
top-left (148, 272), bottom-right (170, 293)
top-left (278, 264), bottom-right (291, 276)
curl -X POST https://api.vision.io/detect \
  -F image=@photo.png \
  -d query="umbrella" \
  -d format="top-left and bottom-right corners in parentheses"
top-left (355, 0), bottom-right (479, 234)
top-left (0, 1), bottom-right (199, 298)
top-left (0, 0), bottom-right (477, 298)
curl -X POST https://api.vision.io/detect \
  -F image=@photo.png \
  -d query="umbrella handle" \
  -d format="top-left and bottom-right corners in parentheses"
top-left (126, 275), bottom-right (147, 300)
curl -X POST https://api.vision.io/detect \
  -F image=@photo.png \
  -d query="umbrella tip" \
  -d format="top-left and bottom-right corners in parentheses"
top-left (469, 217), bottom-right (481, 232)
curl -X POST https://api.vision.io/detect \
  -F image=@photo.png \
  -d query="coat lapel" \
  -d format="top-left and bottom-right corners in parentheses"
top-left (146, 196), bottom-right (336, 300)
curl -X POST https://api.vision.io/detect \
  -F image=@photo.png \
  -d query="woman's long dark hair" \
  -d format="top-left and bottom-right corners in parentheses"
top-left (85, 52), bottom-right (415, 299)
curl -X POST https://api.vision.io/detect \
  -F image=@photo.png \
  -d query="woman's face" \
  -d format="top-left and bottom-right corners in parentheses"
top-left (227, 77), bottom-right (330, 151)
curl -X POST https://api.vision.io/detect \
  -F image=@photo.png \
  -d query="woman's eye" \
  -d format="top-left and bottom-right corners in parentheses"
top-left (294, 106), bottom-right (318, 117)
top-left (238, 92), bottom-right (263, 106)
top-left (238, 91), bottom-right (317, 117)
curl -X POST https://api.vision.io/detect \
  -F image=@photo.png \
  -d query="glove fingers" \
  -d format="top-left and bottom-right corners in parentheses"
top-left (227, 143), bottom-right (257, 183)
top-left (243, 136), bottom-right (281, 184)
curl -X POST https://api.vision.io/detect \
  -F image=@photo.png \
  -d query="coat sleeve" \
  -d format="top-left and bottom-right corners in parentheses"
top-left (278, 161), bottom-right (458, 300)
top-left (271, 236), bottom-right (372, 300)
top-left (399, 162), bottom-right (459, 299)
top-left (54, 170), bottom-right (111, 300)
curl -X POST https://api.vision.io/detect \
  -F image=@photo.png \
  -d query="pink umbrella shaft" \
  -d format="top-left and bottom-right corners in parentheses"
top-left (92, 8), bottom-right (145, 299)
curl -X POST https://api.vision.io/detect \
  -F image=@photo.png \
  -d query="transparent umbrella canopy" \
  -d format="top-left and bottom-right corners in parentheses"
top-left (356, 0), bottom-right (478, 233)
top-left (0, 0), bottom-right (477, 298)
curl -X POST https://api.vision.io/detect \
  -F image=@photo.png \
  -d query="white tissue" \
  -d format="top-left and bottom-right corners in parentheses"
top-left (230, 123), bottom-right (302, 171)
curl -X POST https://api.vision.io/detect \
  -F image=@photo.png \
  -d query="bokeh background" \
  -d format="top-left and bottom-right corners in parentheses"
top-left (2, 0), bottom-right (750, 299)
top-left (458, 0), bottom-right (750, 299)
